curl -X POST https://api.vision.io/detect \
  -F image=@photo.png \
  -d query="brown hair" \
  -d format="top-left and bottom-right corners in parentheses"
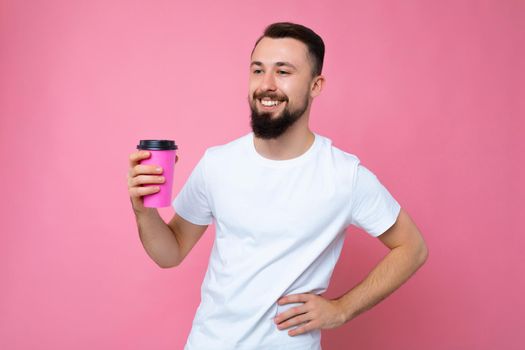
top-left (252, 22), bottom-right (325, 77)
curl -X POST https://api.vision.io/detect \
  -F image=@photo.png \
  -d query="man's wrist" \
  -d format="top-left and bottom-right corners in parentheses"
top-left (335, 295), bottom-right (358, 324)
top-left (130, 197), bottom-right (155, 216)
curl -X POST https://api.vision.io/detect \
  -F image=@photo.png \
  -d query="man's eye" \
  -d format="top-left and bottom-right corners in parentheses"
top-left (253, 69), bottom-right (263, 74)
top-left (278, 70), bottom-right (290, 75)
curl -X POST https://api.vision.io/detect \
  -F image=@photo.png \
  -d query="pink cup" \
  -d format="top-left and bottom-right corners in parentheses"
top-left (136, 140), bottom-right (178, 208)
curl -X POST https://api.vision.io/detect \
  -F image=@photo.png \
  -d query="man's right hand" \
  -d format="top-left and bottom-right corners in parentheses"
top-left (127, 150), bottom-right (179, 213)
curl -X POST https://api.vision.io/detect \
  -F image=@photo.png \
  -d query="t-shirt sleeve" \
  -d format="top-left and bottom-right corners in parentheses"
top-left (349, 164), bottom-right (401, 237)
top-left (172, 151), bottom-right (214, 226)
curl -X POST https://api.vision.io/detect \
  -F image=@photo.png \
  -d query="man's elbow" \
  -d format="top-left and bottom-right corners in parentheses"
top-left (416, 240), bottom-right (429, 266)
top-left (159, 263), bottom-right (176, 269)
top-left (157, 257), bottom-right (181, 269)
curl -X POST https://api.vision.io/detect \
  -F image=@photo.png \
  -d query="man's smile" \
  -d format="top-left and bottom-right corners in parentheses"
top-left (257, 97), bottom-right (286, 111)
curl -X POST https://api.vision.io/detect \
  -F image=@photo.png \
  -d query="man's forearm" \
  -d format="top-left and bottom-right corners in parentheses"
top-left (134, 207), bottom-right (181, 268)
top-left (335, 244), bottom-right (427, 323)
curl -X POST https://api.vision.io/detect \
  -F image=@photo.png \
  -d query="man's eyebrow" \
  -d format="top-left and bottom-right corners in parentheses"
top-left (275, 62), bottom-right (297, 70)
top-left (250, 61), bottom-right (297, 70)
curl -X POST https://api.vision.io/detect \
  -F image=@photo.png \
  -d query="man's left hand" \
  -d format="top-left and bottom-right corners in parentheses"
top-left (273, 293), bottom-right (346, 336)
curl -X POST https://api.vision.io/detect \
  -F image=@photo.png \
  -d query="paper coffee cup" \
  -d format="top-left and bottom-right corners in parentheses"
top-left (136, 140), bottom-right (178, 208)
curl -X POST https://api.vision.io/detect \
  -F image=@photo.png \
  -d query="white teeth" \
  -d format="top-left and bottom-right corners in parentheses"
top-left (260, 100), bottom-right (281, 107)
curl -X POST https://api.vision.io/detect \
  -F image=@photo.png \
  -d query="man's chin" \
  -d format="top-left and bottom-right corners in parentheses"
top-left (254, 110), bottom-right (284, 120)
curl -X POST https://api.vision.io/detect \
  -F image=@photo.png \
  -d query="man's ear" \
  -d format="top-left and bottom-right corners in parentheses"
top-left (310, 75), bottom-right (325, 98)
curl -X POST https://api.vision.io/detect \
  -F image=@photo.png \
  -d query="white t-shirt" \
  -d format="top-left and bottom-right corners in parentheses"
top-left (173, 132), bottom-right (401, 350)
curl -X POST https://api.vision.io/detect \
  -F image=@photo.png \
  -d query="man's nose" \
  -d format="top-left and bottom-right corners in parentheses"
top-left (260, 71), bottom-right (277, 91)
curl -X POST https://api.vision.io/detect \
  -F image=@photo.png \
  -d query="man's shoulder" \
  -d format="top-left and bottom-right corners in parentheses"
top-left (316, 133), bottom-right (361, 165)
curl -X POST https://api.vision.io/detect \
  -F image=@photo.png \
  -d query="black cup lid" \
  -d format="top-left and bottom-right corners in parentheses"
top-left (137, 140), bottom-right (178, 150)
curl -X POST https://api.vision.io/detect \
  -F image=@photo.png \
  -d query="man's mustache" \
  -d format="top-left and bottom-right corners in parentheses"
top-left (253, 92), bottom-right (288, 101)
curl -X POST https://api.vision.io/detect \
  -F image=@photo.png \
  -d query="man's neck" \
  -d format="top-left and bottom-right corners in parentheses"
top-left (253, 118), bottom-right (315, 161)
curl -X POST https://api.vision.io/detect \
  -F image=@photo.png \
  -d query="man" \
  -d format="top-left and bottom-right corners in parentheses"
top-left (128, 22), bottom-right (428, 350)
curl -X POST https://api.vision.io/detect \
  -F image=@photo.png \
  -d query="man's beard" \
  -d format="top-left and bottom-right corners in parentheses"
top-left (249, 93), bottom-right (309, 139)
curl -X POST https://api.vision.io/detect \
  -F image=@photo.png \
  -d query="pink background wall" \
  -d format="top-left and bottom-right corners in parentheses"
top-left (1, 0), bottom-right (523, 349)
